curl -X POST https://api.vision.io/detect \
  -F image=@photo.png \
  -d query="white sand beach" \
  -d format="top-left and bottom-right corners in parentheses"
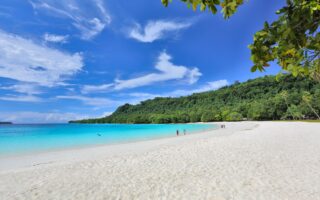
top-left (0, 122), bottom-right (320, 200)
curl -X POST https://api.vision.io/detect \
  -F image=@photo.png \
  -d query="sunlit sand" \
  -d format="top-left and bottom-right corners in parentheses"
top-left (1, 122), bottom-right (320, 199)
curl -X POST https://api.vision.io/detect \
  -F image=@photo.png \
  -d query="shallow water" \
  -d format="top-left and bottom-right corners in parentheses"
top-left (0, 123), bottom-right (216, 156)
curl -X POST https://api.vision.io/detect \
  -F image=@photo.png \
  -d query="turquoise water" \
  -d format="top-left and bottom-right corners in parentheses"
top-left (0, 123), bottom-right (216, 156)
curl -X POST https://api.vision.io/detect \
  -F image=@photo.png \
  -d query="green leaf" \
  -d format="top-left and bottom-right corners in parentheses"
top-left (251, 65), bottom-right (258, 72)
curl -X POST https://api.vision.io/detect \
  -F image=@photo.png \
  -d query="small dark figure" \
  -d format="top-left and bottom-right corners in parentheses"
top-left (183, 129), bottom-right (186, 135)
top-left (176, 130), bottom-right (179, 136)
top-left (97, 133), bottom-right (102, 136)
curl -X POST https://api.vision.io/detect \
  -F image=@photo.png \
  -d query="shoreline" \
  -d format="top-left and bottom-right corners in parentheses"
top-left (0, 123), bottom-right (218, 161)
top-left (0, 122), bottom-right (252, 172)
top-left (1, 121), bottom-right (320, 199)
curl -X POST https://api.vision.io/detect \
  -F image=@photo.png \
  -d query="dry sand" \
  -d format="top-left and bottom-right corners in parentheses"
top-left (0, 122), bottom-right (320, 200)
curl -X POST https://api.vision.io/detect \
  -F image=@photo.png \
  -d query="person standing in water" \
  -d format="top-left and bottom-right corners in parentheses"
top-left (183, 129), bottom-right (186, 135)
top-left (176, 130), bottom-right (179, 136)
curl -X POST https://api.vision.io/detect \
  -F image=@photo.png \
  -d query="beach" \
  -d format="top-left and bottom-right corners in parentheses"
top-left (0, 121), bottom-right (320, 199)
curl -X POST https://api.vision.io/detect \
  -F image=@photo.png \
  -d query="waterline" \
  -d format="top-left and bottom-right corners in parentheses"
top-left (0, 123), bottom-right (217, 156)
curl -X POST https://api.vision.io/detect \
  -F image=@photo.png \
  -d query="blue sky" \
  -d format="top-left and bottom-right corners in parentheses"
top-left (0, 0), bottom-right (285, 123)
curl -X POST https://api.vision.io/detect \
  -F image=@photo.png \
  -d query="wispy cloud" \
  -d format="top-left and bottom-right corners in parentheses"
top-left (124, 93), bottom-right (161, 105)
top-left (0, 95), bottom-right (43, 102)
top-left (0, 111), bottom-right (95, 123)
top-left (0, 83), bottom-right (42, 95)
top-left (100, 111), bottom-right (113, 117)
top-left (43, 33), bottom-right (69, 43)
top-left (56, 95), bottom-right (120, 107)
top-left (0, 30), bottom-right (83, 86)
top-left (115, 51), bottom-right (201, 90)
top-left (29, 0), bottom-right (111, 40)
top-left (128, 20), bottom-right (192, 42)
top-left (127, 79), bottom-right (229, 100)
top-left (168, 80), bottom-right (229, 97)
top-left (82, 51), bottom-right (201, 93)
top-left (82, 84), bottom-right (114, 94)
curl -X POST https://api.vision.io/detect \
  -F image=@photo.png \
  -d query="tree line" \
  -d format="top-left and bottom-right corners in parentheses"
top-left (71, 75), bottom-right (320, 124)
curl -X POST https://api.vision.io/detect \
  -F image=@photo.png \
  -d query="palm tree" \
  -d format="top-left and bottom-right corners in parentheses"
top-left (302, 91), bottom-right (320, 119)
top-left (280, 90), bottom-right (294, 119)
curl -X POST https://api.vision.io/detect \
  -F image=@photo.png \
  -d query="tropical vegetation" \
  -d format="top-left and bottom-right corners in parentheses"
top-left (71, 75), bottom-right (320, 124)
top-left (162, 0), bottom-right (320, 81)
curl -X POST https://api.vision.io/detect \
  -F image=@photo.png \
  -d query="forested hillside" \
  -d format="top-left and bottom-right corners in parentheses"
top-left (71, 75), bottom-right (320, 124)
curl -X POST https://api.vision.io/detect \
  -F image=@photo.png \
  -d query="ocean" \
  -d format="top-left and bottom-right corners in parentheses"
top-left (0, 123), bottom-right (216, 156)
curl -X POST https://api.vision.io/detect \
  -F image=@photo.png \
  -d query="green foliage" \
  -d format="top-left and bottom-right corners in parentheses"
top-left (162, 0), bottom-right (320, 81)
top-left (249, 0), bottom-right (320, 81)
top-left (161, 0), bottom-right (244, 19)
top-left (247, 101), bottom-right (268, 120)
top-left (302, 91), bottom-right (320, 119)
top-left (201, 112), bottom-right (215, 122)
top-left (225, 112), bottom-right (243, 121)
top-left (284, 104), bottom-right (303, 120)
top-left (71, 75), bottom-right (320, 124)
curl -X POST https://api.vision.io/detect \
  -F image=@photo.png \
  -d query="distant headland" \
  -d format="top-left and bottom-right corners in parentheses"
top-left (0, 122), bottom-right (13, 125)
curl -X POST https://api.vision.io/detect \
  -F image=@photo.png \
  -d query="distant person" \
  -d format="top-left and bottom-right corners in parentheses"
top-left (183, 129), bottom-right (186, 135)
top-left (176, 130), bottom-right (179, 136)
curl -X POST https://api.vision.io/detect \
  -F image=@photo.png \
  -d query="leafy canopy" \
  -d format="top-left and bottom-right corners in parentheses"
top-left (72, 75), bottom-right (320, 124)
top-left (161, 0), bottom-right (244, 18)
top-left (162, 0), bottom-right (320, 81)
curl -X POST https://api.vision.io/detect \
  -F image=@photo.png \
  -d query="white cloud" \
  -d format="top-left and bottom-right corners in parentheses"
top-left (197, 80), bottom-right (229, 92)
top-left (128, 92), bottom-right (160, 99)
top-left (81, 51), bottom-right (201, 93)
top-left (56, 95), bottom-right (120, 107)
top-left (29, 0), bottom-right (111, 40)
top-left (0, 95), bottom-right (42, 102)
top-left (127, 79), bottom-right (229, 101)
top-left (0, 83), bottom-right (42, 95)
top-left (0, 111), bottom-right (95, 123)
top-left (44, 33), bottom-right (69, 43)
top-left (82, 84), bottom-right (114, 94)
top-left (73, 17), bottom-right (106, 40)
top-left (0, 30), bottom-right (83, 86)
top-left (169, 80), bottom-right (229, 97)
top-left (129, 20), bottom-right (192, 42)
top-left (100, 111), bottom-right (112, 117)
top-left (124, 93), bottom-right (161, 105)
top-left (114, 51), bottom-right (201, 90)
